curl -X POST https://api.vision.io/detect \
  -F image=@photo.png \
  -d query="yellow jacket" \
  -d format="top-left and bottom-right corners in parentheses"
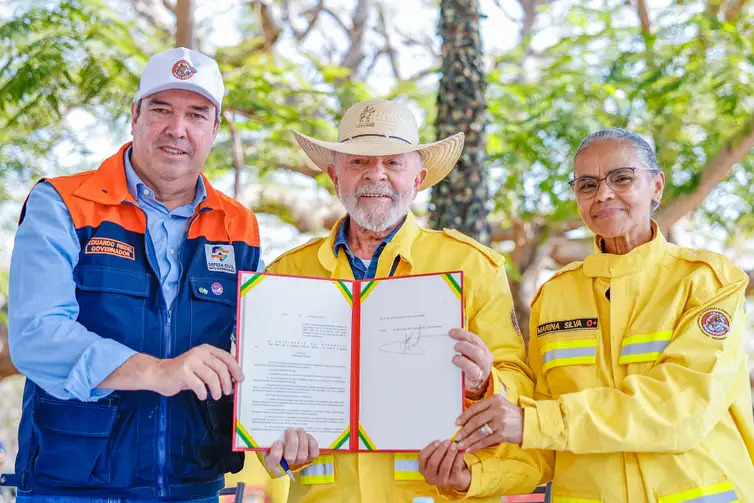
top-left (522, 223), bottom-right (754, 502)
top-left (254, 212), bottom-right (547, 502)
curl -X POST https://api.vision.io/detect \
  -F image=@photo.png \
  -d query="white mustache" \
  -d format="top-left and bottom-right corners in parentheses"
top-left (355, 184), bottom-right (396, 198)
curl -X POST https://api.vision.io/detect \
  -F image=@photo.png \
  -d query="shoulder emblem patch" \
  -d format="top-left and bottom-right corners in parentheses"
top-left (698, 308), bottom-right (731, 339)
top-left (511, 308), bottom-right (522, 338)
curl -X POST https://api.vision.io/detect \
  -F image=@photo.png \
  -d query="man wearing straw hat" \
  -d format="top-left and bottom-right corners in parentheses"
top-left (260, 99), bottom-right (546, 502)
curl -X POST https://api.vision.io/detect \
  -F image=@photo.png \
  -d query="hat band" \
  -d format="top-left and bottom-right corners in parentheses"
top-left (340, 133), bottom-right (413, 144)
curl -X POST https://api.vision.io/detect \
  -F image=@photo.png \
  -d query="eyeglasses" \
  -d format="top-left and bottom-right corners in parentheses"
top-left (569, 167), bottom-right (656, 199)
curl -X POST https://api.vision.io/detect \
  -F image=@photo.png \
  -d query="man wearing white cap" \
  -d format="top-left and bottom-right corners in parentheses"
top-left (5, 48), bottom-right (259, 501)
top-left (260, 100), bottom-right (546, 501)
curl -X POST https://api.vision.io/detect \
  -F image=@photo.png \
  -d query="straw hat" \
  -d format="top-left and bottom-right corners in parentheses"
top-left (291, 99), bottom-right (464, 191)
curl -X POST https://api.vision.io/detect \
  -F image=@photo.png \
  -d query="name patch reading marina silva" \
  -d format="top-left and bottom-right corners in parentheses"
top-left (537, 318), bottom-right (599, 337)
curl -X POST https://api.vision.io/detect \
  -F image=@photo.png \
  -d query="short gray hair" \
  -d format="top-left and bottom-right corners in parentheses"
top-left (575, 128), bottom-right (662, 213)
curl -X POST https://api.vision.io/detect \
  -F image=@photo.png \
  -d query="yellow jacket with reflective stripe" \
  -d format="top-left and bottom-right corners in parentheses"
top-left (521, 223), bottom-right (754, 503)
top-left (256, 212), bottom-right (548, 502)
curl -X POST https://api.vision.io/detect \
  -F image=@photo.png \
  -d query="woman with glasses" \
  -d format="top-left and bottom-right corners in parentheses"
top-left (452, 128), bottom-right (753, 502)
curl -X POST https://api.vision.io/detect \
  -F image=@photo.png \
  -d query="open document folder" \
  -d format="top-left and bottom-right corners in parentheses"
top-left (233, 271), bottom-right (464, 453)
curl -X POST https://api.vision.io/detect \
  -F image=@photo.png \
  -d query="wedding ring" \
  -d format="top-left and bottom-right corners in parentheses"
top-left (470, 368), bottom-right (483, 381)
top-left (479, 423), bottom-right (493, 437)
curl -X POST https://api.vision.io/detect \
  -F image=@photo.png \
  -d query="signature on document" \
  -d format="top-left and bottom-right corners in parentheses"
top-left (379, 327), bottom-right (446, 355)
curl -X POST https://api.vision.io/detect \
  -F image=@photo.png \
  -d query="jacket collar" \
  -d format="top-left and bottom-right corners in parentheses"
top-left (73, 142), bottom-right (225, 213)
top-left (317, 211), bottom-right (420, 277)
top-left (583, 220), bottom-right (666, 278)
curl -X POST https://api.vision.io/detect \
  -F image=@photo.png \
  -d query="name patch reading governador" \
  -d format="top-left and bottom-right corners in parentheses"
top-left (85, 237), bottom-right (135, 260)
top-left (537, 318), bottom-right (599, 337)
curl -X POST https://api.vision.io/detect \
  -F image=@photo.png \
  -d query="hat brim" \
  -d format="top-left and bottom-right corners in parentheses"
top-left (290, 130), bottom-right (465, 191)
top-left (133, 82), bottom-right (221, 111)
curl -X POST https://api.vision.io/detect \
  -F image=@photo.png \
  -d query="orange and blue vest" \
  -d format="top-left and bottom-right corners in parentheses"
top-left (13, 143), bottom-right (260, 498)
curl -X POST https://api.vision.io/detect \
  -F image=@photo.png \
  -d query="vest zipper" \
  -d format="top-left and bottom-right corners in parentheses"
top-left (127, 202), bottom-right (213, 496)
top-left (125, 201), bottom-right (170, 497)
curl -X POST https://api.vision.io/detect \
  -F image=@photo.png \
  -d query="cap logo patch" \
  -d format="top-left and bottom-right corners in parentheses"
top-left (172, 60), bottom-right (196, 80)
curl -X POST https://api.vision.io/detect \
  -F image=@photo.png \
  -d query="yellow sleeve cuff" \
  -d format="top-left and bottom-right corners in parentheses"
top-left (465, 369), bottom-right (513, 408)
top-left (433, 452), bottom-right (482, 500)
top-left (521, 397), bottom-right (567, 450)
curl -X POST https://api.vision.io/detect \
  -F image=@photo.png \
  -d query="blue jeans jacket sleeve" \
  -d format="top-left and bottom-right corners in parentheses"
top-left (8, 182), bottom-right (137, 402)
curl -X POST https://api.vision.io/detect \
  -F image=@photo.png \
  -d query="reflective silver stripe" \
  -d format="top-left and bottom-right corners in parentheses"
top-left (394, 456), bottom-right (424, 481)
top-left (301, 463), bottom-right (334, 477)
top-left (543, 346), bottom-right (596, 363)
top-left (395, 459), bottom-right (420, 472)
top-left (620, 340), bottom-right (670, 356)
top-left (684, 490), bottom-right (738, 503)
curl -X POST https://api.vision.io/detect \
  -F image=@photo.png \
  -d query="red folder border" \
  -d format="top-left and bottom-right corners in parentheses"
top-left (232, 270), bottom-right (464, 454)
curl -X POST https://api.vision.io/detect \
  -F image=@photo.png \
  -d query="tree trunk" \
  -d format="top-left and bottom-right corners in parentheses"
top-left (429, 0), bottom-right (489, 243)
top-left (175, 0), bottom-right (195, 49)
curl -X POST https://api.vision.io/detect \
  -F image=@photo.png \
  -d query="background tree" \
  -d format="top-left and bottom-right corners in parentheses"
top-left (1, 0), bottom-right (752, 348)
top-left (486, 0), bottom-right (754, 338)
top-left (429, 0), bottom-right (490, 242)
top-left (1, 0), bottom-right (752, 481)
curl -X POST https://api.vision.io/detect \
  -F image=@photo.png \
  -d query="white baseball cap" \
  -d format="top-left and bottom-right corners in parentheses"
top-left (133, 47), bottom-right (224, 111)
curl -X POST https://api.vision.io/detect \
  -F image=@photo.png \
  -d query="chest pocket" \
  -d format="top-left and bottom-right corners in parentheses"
top-left (188, 277), bottom-right (236, 349)
top-left (540, 335), bottom-right (598, 397)
top-left (74, 265), bottom-right (150, 348)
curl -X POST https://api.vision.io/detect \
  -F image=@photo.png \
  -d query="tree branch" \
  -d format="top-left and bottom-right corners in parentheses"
top-left (339, 0), bottom-right (372, 72)
top-left (224, 112), bottom-right (244, 199)
top-left (174, 0), bottom-right (195, 49)
top-left (493, 0), bottom-right (522, 24)
top-left (635, 0), bottom-right (651, 34)
top-left (363, 49), bottom-right (387, 78)
top-left (320, 7), bottom-right (350, 35)
top-left (512, 0), bottom-right (546, 82)
top-left (162, 0), bottom-right (177, 15)
top-left (394, 27), bottom-right (439, 59)
top-left (277, 162), bottom-right (322, 179)
top-left (724, 0), bottom-right (749, 21)
top-left (657, 117), bottom-right (754, 230)
top-left (634, 0), bottom-right (656, 68)
top-left (241, 185), bottom-right (344, 234)
top-left (131, 0), bottom-right (174, 40)
top-left (707, 0), bottom-right (724, 17)
top-left (375, 4), bottom-right (401, 81)
top-left (294, 0), bottom-right (326, 41)
top-left (253, 0), bottom-right (282, 50)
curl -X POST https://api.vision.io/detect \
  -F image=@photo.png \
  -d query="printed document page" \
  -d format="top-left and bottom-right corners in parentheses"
top-left (235, 273), bottom-right (353, 451)
top-left (357, 272), bottom-right (463, 451)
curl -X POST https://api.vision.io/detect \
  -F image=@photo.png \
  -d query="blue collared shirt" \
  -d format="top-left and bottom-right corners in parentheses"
top-left (124, 147), bottom-right (207, 308)
top-left (8, 148), bottom-right (207, 402)
top-left (333, 217), bottom-right (404, 280)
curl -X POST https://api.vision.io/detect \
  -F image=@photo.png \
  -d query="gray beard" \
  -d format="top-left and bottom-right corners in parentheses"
top-left (337, 182), bottom-right (414, 232)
